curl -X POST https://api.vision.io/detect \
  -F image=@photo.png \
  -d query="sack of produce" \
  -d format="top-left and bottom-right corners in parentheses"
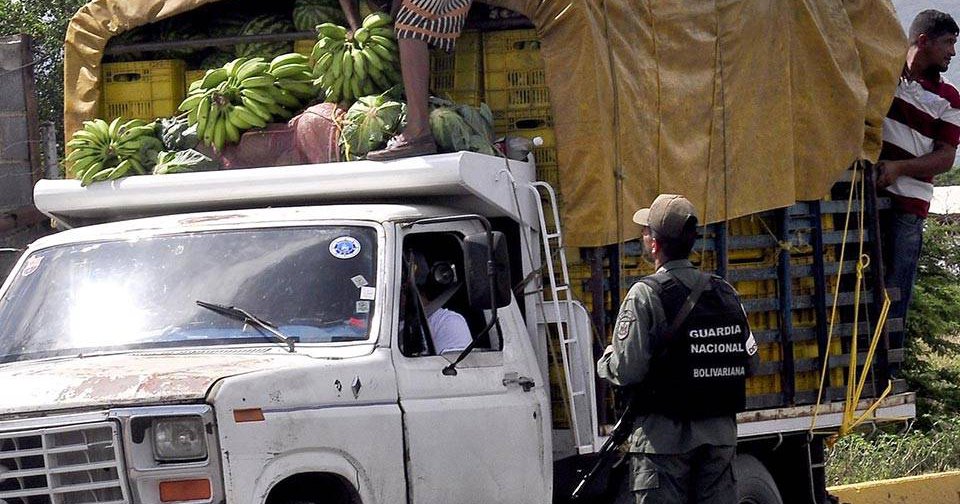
top-left (292, 102), bottom-right (347, 163)
top-left (339, 94), bottom-right (405, 158)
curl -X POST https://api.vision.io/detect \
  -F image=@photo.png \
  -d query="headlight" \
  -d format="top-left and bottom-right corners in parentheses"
top-left (152, 417), bottom-right (207, 462)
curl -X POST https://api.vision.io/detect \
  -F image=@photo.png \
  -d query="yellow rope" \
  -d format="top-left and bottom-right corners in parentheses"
top-left (810, 163), bottom-right (893, 438)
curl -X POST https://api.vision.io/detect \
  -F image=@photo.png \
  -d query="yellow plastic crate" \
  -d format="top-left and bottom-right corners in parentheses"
top-left (493, 107), bottom-right (557, 189)
top-left (430, 31), bottom-right (482, 106)
top-left (295, 39), bottom-right (315, 57)
top-left (184, 69), bottom-right (206, 89)
top-left (101, 60), bottom-right (185, 121)
top-left (482, 29), bottom-right (550, 112)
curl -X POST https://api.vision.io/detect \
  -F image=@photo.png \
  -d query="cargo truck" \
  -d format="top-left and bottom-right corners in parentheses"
top-left (10, 0), bottom-right (911, 502)
top-left (0, 152), bottom-right (914, 504)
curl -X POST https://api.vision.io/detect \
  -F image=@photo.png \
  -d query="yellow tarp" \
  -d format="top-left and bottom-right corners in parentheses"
top-left (63, 0), bottom-right (906, 246)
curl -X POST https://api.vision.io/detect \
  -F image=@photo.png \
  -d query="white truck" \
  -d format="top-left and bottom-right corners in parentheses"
top-left (0, 153), bottom-right (914, 504)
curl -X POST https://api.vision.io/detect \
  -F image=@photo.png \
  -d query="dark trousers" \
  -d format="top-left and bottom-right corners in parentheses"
top-left (629, 445), bottom-right (737, 504)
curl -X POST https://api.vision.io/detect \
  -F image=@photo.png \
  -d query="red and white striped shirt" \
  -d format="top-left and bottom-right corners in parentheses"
top-left (880, 70), bottom-right (960, 217)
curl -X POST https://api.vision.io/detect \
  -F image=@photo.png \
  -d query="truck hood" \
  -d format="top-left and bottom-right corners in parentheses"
top-left (0, 351), bottom-right (316, 417)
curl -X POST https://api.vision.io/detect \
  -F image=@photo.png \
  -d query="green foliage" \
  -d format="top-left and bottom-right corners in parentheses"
top-left (0, 0), bottom-right (90, 144)
top-left (903, 217), bottom-right (960, 419)
top-left (934, 165), bottom-right (960, 186)
top-left (826, 415), bottom-right (960, 485)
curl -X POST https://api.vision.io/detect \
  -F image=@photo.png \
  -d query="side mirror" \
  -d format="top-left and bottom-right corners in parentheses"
top-left (462, 231), bottom-right (511, 309)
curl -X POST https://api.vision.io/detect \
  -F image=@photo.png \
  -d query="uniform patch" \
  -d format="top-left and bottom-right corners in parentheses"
top-left (615, 311), bottom-right (637, 340)
top-left (745, 333), bottom-right (758, 356)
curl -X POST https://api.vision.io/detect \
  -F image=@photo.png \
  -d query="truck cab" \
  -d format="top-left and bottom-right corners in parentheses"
top-left (0, 152), bottom-right (917, 504)
top-left (0, 152), bottom-right (600, 504)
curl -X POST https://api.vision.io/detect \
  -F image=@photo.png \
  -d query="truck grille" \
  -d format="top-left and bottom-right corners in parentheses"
top-left (0, 422), bottom-right (127, 504)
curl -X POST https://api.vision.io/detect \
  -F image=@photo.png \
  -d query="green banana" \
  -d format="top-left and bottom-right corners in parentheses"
top-left (200, 67), bottom-right (229, 89)
top-left (224, 117), bottom-right (241, 144)
top-left (272, 63), bottom-right (313, 79)
top-left (270, 87), bottom-right (303, 108)
top-left (368, 43), bottom-right (396, 63)
top-left (241, 87), bottom-right (275, 105)
top-left (195, 95), bottom-right (212, 139)
top-left (241, 96), bottom-right (273, 122)
top-left (362, 12), bottom-right (392, 30)
top-left (232, 105), bottom-right (268, 128)
top-left (353, 50), bottom-right (367, 81)
top-left (369, 35), bottom-right (398, 52)
top-left (240, 75), bottom-right (276, 88)
top-left (342, 48), bottom-right (354, 80)
top-left (236, 58), bottom-right (269, 81)
top-left (317, 23), bottom-right (347, 39)
top-left (270, 53), bottom-right (309, 72)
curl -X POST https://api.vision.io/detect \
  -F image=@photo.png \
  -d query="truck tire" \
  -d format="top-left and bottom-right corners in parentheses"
top-left (735, 455), bottom-right (783, 504)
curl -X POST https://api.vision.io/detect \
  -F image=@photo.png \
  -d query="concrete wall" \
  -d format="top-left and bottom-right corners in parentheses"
top-left (829, 471), bottom-right (960, 503)
top-left (0, 35), bottom-right (41, 212)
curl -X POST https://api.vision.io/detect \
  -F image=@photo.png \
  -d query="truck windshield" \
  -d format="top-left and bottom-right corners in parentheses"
top-left (0, 225), bottom-right (378, 363)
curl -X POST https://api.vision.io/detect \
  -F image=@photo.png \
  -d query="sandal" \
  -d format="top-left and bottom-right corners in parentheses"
top-left (366, 134), bottom-right (438, 161)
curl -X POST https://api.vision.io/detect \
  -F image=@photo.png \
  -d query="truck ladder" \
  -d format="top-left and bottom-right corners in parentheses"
top-left (529, 181), bottom-right (598, 454)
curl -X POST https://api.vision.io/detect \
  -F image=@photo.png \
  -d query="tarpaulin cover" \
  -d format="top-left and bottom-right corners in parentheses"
top-left (63, 0), bottom-right (907, 246)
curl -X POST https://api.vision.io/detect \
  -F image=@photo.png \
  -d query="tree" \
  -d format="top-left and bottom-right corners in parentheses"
top-left (0, 0), bottom-right (90, 145)
top-left (904, 216), bottom-right (960, 421)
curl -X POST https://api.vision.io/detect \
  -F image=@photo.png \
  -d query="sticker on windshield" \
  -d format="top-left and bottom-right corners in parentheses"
top-left (21, 255), bottom-right (42, 277)
top-left (330, 237), bottom-right (361, 259)
top-left (360, 286), bottom-right (376, 300)
top-left (355, 300), bottom-right (371, 314)
top-left (351, 275), bottom-right (369, 288)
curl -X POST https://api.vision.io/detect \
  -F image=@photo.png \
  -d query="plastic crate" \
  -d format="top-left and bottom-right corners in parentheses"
top-left (430, 31), bottom-right (482, 106)
top-left (482, 29), bottom-right (550, 112)
top-left (295, 39), bottom-right (315, 57)
top-left (493, 107), bottom-right (558, 189)
top-left (101, 60), bottom-right (186, 121)
top-left (184, 69), bottom-right (206, 89)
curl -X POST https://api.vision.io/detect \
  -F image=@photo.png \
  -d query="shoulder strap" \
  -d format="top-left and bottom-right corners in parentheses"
top-left (639, 270), bottom-right (710, 346)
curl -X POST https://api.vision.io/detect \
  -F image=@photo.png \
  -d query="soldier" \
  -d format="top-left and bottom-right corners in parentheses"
top-left (597, 194), bottom-right (758, 504)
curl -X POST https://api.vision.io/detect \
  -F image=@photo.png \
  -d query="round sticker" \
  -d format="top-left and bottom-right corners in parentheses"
top-left (21, 255), bottom-right (42, 277)
top-left (330, 236), bottom-right (361, 259)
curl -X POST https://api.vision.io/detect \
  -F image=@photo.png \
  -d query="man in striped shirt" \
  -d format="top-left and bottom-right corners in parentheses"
top-left (878, 9), bottom-right (959, 342)
top-left (340, 0), bottom-right (477, 160)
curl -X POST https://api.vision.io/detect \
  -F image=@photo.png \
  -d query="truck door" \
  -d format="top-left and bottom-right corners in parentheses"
top-left (393, 230), bottom-right (550, 503)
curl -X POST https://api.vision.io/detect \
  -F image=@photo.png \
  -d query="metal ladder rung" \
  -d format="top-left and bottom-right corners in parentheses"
top-left (545, 232), bottom-right (562, 240)
top-left (562, 337), bottom-right (578, 344)
top-left (571, 391), bottom-right (587, 397)
top-left (555, 284), bottom-right (570, 292)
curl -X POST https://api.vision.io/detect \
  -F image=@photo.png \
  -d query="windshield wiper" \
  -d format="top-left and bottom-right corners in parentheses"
top-left (195, 300), bottom-right (295, 353)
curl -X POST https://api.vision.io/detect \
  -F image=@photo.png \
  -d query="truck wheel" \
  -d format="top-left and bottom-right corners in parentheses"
top-left (735, 454), bottom-right (783, 504)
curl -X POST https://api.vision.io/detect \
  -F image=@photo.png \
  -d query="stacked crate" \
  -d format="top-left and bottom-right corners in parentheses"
top-left (430, 31), bottom-right (483, 107)
top-left (100, 60), bottom-right (186, 121)
top-left (482, 30), bottom-right (558, 194)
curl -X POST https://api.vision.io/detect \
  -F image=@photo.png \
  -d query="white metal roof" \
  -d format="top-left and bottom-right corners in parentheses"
top-left (26, 204), bottom-right (437, 250)
top-left (35, 152), bottom-right (538, 228)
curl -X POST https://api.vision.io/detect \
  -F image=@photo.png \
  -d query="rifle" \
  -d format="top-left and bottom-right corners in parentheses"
top-left (570, 399), bottom-right (637, 501)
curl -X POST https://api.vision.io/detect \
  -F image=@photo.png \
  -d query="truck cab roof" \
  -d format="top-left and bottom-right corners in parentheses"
top-left (34, 152), bottom-right (538, 230)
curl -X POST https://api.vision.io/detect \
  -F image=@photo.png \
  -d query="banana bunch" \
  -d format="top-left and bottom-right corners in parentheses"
top-left (65, 117), bottom-right (162, 186)
top-left (179, 55), bottom-right (320, 151)
top-left (311, 12), bottom-right (402, 104)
